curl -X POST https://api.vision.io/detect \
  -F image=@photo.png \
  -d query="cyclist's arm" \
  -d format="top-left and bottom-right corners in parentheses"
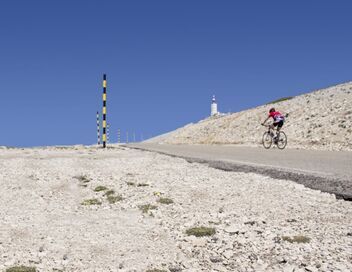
top-left (262, 116), bottom-right (270, 125)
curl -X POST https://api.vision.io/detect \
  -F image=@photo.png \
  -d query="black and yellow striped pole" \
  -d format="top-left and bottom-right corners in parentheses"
top-left (107, 123), bottom-right (110, 144)
top-left (97, 111), bottom-right (100, 145)
top-left (117, 129), bottom-right (121, 143)
top-left (102, 74), bottom-right (107, 148)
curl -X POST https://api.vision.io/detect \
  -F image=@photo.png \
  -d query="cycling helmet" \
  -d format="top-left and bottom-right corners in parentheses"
top-left (269, 108), bottom-right (275, 113)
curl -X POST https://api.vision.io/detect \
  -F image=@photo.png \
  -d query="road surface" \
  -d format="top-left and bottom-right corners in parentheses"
top-left (126, 143), bottom-right (352, 200)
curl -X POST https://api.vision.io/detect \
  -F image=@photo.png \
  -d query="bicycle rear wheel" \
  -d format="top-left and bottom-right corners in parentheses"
top-left (276, 131), bottom-right (287, 149)
top-left (262, 132), bottom-right (272, 149)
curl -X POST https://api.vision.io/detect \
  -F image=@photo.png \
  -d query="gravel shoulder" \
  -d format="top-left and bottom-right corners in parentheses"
top-left (0, 146), bottom-right (351, 271)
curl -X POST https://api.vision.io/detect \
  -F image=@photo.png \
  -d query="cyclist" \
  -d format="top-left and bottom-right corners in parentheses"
top-left (261, 108), bottom-right (285, 143)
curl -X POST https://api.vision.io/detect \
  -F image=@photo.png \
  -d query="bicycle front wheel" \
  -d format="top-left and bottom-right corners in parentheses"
top-left (262, 132), bottom-right (272, 149)
top-left (276, 131), bottom-right (287, 149)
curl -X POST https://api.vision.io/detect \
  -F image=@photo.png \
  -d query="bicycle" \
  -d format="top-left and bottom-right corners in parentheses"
top-left (261, 124), bottom-right (287, 149)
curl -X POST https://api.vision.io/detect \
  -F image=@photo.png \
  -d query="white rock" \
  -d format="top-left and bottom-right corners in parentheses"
top-left (222, 250), bottom-right (233, 259)
top-left (224, 225), bottom-right (242, 235)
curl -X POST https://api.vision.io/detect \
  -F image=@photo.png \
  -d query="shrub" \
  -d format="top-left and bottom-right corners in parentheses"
top-left (107, 195), bottom-right (123, 204)
top-left (81, 198), bottom-right (102, 206)
top-left (282, 235), bottom-right (310, 243)
top-left (139, 204), bottom-right (157, 213)
top-left (158, 197), bottom-right (174, 204)
top-left (6, 266), bottom-right (36, 272)
top-left (94, 186), bottom-right (108, 192)
top-left (186, 227), bottom-right (216, 237)
top-left (137, 183), bottom-right (149, 187)
top-left (266, 96), bottom-right (293, 105)
top-left (74, 175), bottom-right (91, 183)
top-left (104, 190), bottom-right (115, 196)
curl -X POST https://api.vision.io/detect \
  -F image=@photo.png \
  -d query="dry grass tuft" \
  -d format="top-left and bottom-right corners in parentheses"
top-left (137, 183), bottom-right (149, 187)
top-left (266, 96), bottom-right (293, 105)
top-left (94, 186), bottom-right (108, 192)
top-left (74, 175), bottom-right (91, 183)
top-left (6, 266), bottom-right (36, 272)
top-left (139, 204), bottom-right (157, 213)
top-left (81, 198), bottom-right (102, 206)
top-left (157, 197), bottom-right (174, 205)
top-left (104, 190), bottom-right (115, 196)
top-left (186, 226), bottom-right (216, 237)
top-left (107, 195), bottom-right (123, 204)
top-left (282, 235), bottom-right (310, 243)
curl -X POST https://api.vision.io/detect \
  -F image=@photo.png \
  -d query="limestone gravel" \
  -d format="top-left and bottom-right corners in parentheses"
top-left (0, 146), bottom-right (351, 271)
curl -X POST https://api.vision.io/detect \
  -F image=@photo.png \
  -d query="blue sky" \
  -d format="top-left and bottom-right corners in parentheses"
top-left (0, 1), bottom-right (351, 146)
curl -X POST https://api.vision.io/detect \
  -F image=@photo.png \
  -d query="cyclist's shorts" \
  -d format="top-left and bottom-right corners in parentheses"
top-left (273, 120), bottom-right (284, 128)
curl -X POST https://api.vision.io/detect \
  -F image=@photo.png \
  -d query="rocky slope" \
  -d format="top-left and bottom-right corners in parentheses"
top-left (0, 146), bottom-right (351, 271)
top-left (148, 82), bottom-right (352, 151)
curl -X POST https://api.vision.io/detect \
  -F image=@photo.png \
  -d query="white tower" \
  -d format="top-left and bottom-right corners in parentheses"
top-left (211, 95), bottom-right (218, 116)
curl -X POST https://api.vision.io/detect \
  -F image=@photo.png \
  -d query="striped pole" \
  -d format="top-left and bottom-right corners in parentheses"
top-left (117, 129), bottom-right (121, 143)
top-left (107, 123), bottom-right (110, 144)
top-left (96, 111), bottom-right (100, 145)
top-left (102, 74), bottom-right (107, 148)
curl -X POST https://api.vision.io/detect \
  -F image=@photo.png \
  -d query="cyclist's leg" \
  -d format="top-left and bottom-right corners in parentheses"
top-left (275, 121), bottom-right (284, 140)
top-left (272, 122), bottom-right (279, 135)
top-left (269, 124), bottom-right (275, 136)
top-left (277, 120), bottom-right (284, 131)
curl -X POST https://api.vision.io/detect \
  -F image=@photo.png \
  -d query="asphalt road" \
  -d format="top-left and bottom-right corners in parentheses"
top-left (127, 143), bottom-right (352, 200)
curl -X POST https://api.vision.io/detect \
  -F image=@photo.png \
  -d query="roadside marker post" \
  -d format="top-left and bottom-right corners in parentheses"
top-left (102, 74), bottom-right (107, 148)
top-left (107, 123), bottom-right (110, 144)
top-left (96, 111), bottom-right (100, 145)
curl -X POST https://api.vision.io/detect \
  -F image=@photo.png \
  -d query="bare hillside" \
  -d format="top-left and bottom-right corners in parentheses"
top-left (148, 82), bottom-right (352, 151)
top-left (0, 147), bottom-right (351, 271)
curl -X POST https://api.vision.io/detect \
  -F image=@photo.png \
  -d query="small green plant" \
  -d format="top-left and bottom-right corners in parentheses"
top-left (6, 266), bottom-right (36, 272)
top-left (282, 235), bottom-right (310, 243)
top-left (158, 197), bottom-right (174, 204)
top-left (139, 204), bottom-right (157, 213)
top-left (74, 175), bottom-right (91, 183)
top-left (137, 183), bottom-right (149, 187)
top-left (107, 195), bottom-right (123, 204)
top-left (266, 96), bottom-right (293, 105)
top-left (186, 226), bottom-right (216, 237)
top-left (94, 186), bottom-right (108, 192)
top-left (81, 198), bottom-right (102, 206)
top-left (126, 181), bottom-right (136, 186)
top-left (104, 190), bottom-right (115, 196)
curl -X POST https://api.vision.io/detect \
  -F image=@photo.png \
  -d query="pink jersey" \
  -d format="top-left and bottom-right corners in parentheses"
top-left (269, 111), bottom-right (284, 122)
